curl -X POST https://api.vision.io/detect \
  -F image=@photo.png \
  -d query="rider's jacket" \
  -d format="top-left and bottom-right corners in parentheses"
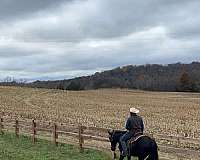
top-left (125, 114), bottom-right (144, 135)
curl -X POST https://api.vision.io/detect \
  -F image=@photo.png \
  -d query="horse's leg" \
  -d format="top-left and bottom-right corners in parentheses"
top-left (119, 155), bottom-right (125, 160)
top-left (127, 155), bottom-right (131, 160)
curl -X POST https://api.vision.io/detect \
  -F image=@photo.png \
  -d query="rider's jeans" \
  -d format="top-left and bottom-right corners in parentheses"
top-left (120, 131), bottom-right (134, 156)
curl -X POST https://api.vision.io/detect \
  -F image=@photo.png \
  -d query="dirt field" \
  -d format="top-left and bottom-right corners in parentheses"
top-left (0, 86), bottom-right (200, 138)
top-left (0, 86), bottom-right (200, 159)
top-left (0, 87), bottom-right (200, 137)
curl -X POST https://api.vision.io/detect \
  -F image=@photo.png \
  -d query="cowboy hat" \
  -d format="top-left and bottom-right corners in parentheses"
top-left (130, 107), bottom-right (139, 114)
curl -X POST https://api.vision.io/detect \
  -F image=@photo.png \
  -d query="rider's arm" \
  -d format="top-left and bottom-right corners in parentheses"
top-left (125, 118), bottom-right (131, 130)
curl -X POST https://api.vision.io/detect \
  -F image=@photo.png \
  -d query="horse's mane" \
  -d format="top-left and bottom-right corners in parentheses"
top-left (113, 130), bottom-right (126, 134)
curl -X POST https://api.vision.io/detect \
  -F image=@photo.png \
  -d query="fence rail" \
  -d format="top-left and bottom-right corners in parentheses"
top-left (0, 116), bottom-right (200, 158)
top-left (0, 116), bottom-right (110, 151)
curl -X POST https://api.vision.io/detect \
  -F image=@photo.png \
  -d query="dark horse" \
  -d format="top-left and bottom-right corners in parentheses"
top-left (108, 130), bottom-right (158, 160)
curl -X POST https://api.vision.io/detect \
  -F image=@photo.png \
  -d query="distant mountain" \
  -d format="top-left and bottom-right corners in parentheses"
top-left (24, 62), bottom-right (200, 92)
top-left (1, 62), bottom-right (200, 92)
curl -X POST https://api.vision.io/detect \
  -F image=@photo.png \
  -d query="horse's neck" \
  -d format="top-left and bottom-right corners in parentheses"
top-left (116, 131), bottom-right (126, 142)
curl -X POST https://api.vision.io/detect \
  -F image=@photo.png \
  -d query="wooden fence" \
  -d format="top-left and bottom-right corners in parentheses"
top-left (0, 116), bottom-right (109, 152)
top-left (0, 116), bottom-right (200, 158)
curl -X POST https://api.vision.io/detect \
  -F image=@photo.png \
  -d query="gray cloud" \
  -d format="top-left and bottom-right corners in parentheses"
top-left (0, 0), bottom-right (68, 22)
top-left (0, 0), bottom-right (200, 80)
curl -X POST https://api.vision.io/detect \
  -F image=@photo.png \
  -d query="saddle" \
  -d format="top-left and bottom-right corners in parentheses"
top-left (126, 133), bottom-right (145, 157)
top-left (128, 132), bottom-right (145, 144)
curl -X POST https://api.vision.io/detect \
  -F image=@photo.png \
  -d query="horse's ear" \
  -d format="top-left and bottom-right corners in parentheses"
top-left (108, 129), bottom-right (113, 135)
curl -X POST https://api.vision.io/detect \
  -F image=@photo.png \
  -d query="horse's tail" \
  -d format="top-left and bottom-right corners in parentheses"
top-left (148, 140), bottom-right (159, 160)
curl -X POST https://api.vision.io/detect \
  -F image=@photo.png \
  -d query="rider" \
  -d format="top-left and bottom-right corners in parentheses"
top-left (120, 107), bottom-right (144, 156)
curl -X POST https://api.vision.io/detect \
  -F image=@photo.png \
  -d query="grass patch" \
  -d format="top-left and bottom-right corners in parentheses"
top-left (0, 133), bottom-right (111, 160)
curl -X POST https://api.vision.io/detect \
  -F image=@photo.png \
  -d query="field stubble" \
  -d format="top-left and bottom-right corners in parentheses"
top-left (1, 86), bottom-right (200, 137)
top-left (0, 86), bottom-right (200, 159)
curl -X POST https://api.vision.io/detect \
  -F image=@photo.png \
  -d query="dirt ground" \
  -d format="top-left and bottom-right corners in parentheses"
top-left (0, 86), bottom-right (200, 159)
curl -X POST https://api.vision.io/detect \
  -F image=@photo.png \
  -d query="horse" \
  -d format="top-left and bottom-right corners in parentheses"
top-left (108, 130), bottom-right (158, 160)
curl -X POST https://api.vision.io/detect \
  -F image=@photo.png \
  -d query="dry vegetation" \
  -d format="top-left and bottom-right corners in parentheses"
top-left (0, 86), bottom-right (200, 139)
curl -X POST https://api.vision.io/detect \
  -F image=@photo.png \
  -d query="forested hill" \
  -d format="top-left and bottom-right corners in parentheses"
top-left (1, 62), bottom-right (200, 92)
top-left (25, 62), bottom-right (200, 92)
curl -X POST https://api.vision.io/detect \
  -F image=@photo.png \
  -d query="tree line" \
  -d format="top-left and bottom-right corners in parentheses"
top-left (1, 62), bottom-right (200, 92)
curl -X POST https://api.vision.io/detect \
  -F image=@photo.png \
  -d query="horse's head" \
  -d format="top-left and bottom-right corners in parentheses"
top-left (108, 129), bottom-right (126, 151)
top-left (108, 130), bottom-right (117, 151)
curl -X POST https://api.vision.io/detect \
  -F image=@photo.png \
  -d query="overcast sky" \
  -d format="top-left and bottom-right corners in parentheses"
top-left (0, 0), bottom-right (200, 81)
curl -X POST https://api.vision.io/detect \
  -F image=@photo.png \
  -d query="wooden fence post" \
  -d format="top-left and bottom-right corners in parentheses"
top-left (78, 125), bottom-right (84, 152)
top-left (32, 120), bottom-right (36, 144)
top-left (0, 117), bottom-right (4, 135)
top-left (176, 129), bottom-right (180, 146)
top-left (177, 137), bottom-right (180, 146)
top-left (53, 123), bottom-right (58, 146)
top-left (15, 120), bottom-right (19, 138)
